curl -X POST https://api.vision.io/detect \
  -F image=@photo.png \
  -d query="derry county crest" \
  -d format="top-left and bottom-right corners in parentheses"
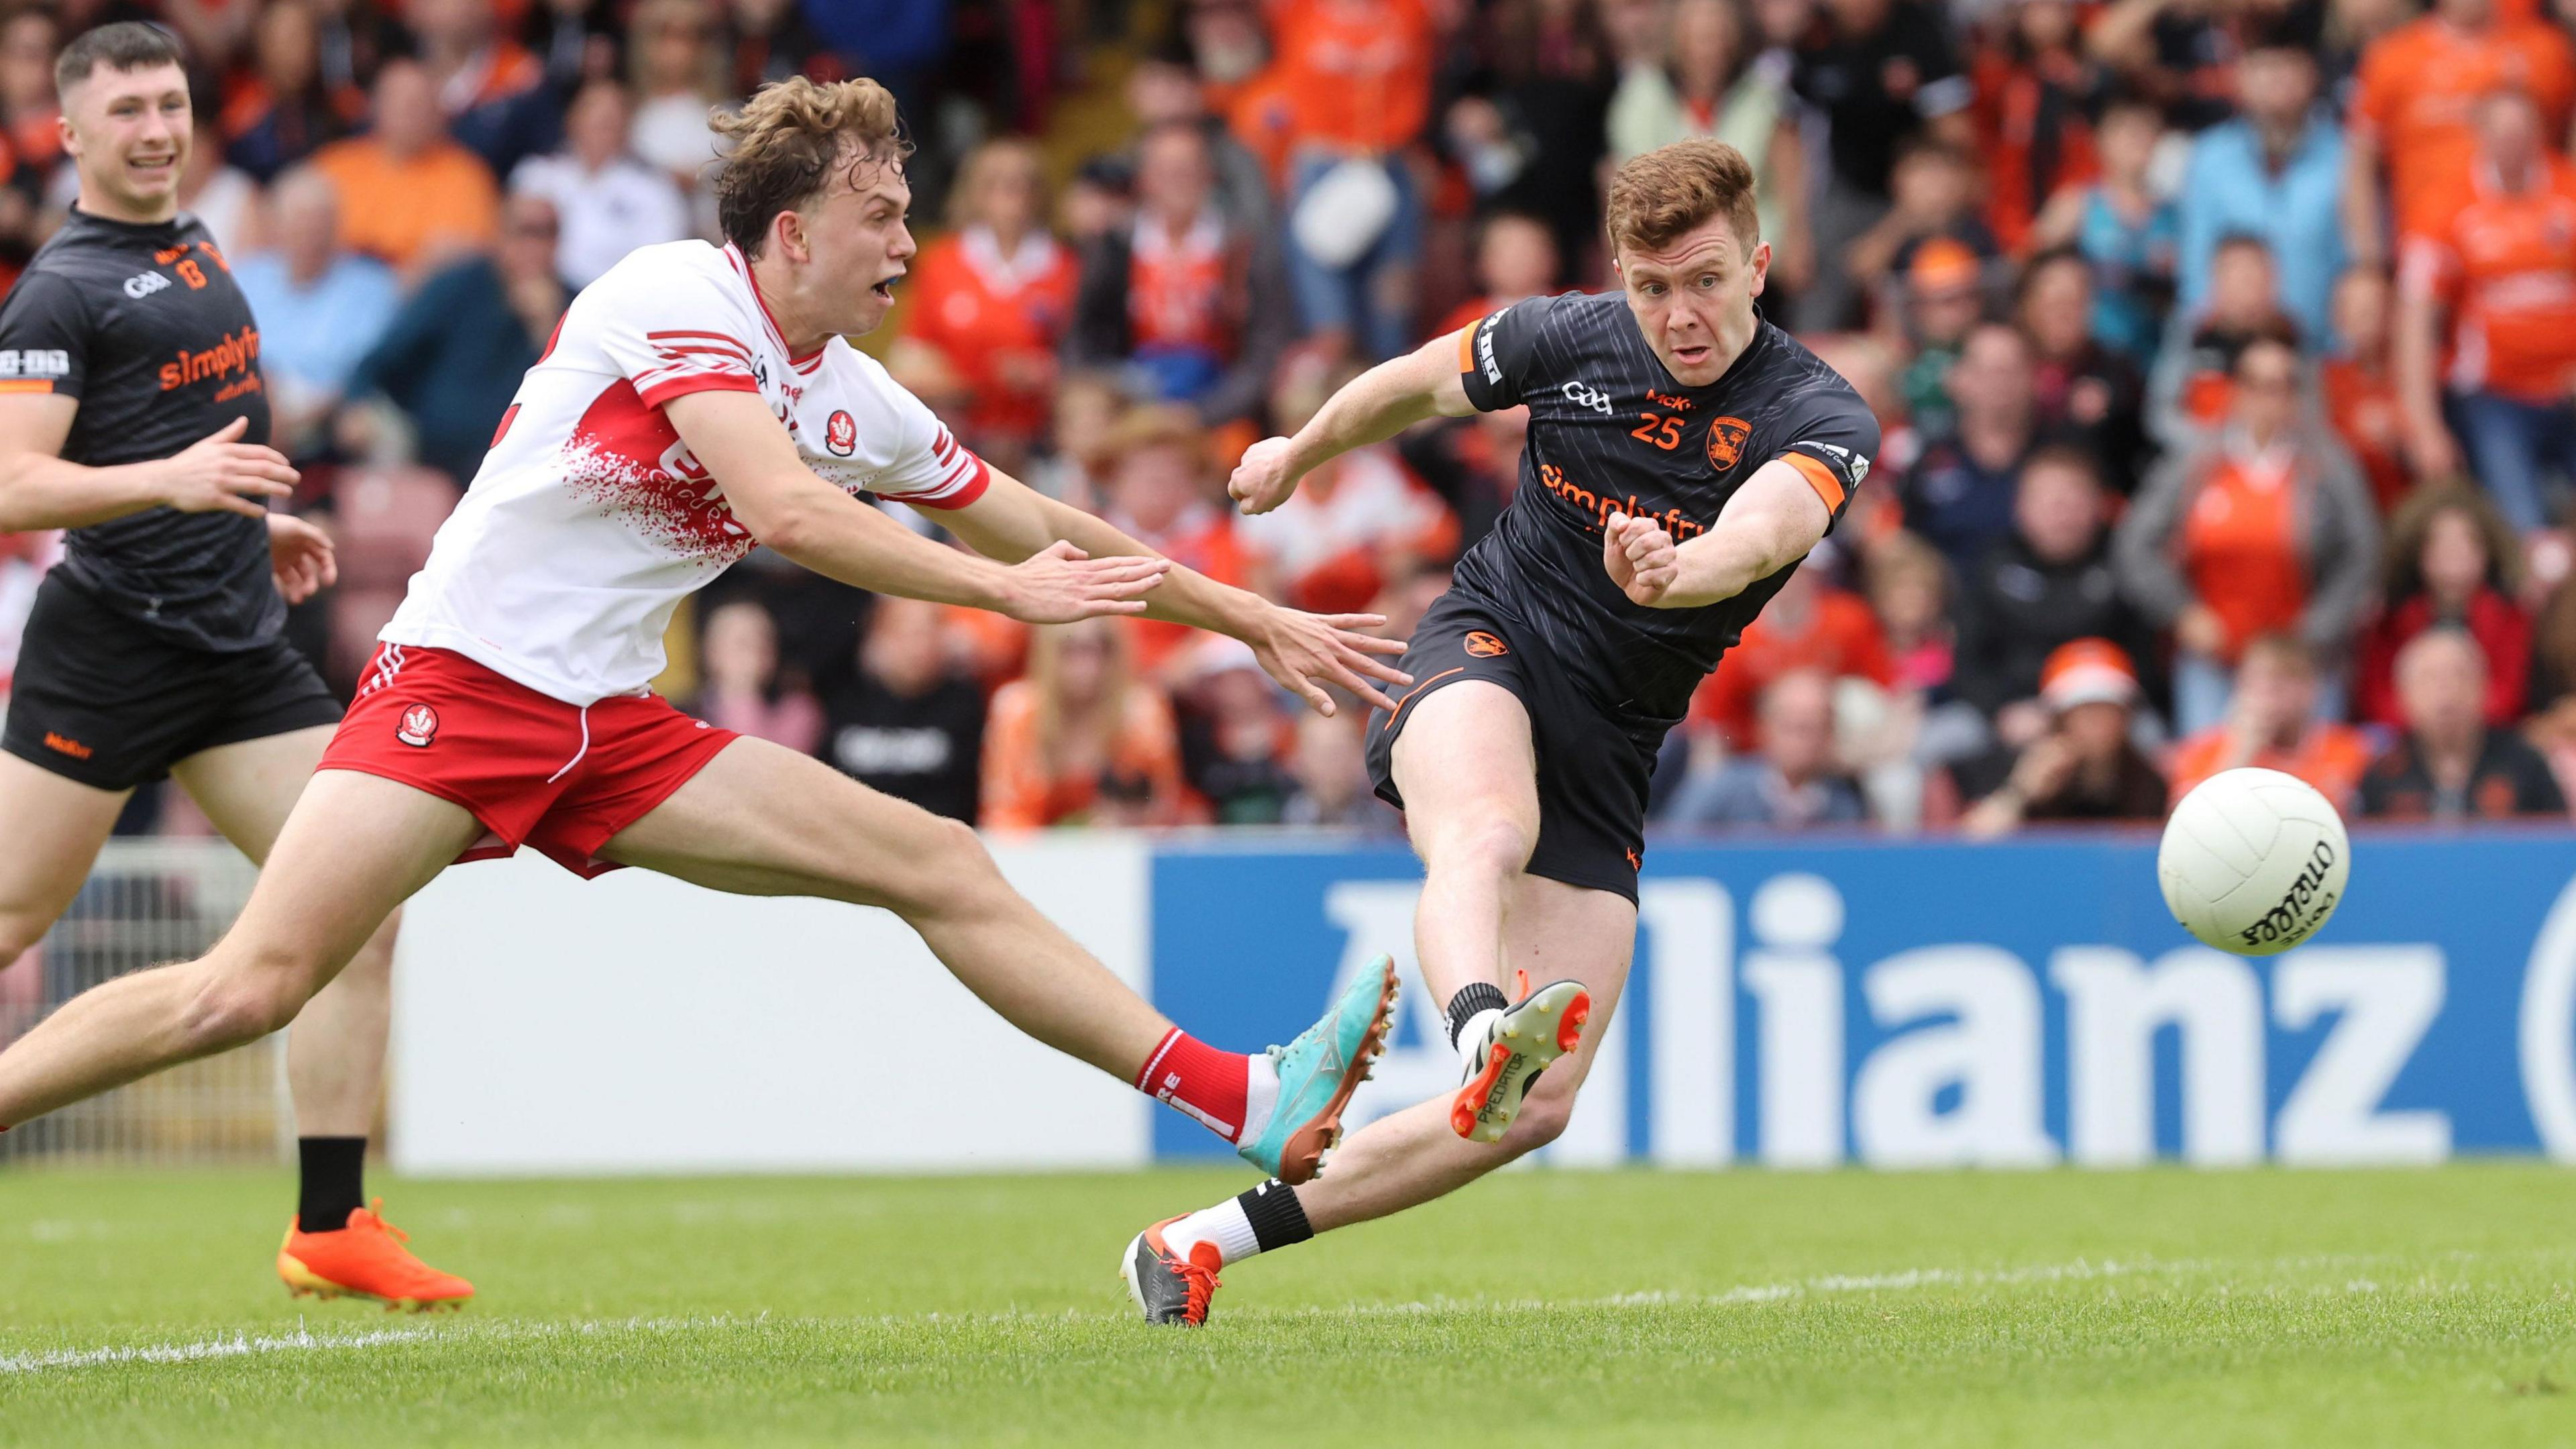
top-left (396, 703), bottom-right (439, 747)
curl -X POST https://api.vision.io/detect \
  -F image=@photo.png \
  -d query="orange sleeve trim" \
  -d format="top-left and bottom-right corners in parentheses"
top-left (0, 379), bottom-right (54, 393)
top-left (1454, 324), bottom-right (1476, 374)
top-left (1782, 451), bottom-right (1845, 513)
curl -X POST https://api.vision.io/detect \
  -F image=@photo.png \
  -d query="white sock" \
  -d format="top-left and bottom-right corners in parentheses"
top-left (1162, 1197), bottom-right (1263, 1267)
top-left (1234, 1053), bottom-right (1281, 1145)
top-left (1455, 1008), bottom-right (1504, 1073)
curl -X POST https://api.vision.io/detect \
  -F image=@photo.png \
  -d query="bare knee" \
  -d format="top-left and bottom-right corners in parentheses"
top-left (882, 817), bottom-right (1009, 921)
top-left (1420, 813), bottom-right (1535, 883)
top-left (1497, 1073), bottom-right (1582, 1154)
top-left (176, 955), bottom-right (318, 1053)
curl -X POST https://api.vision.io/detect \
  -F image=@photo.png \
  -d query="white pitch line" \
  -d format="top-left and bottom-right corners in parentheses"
top-left (1264, 1250), bottom-right (2300, 1320)
top-left (0, 1250), bottom-right (2427, 1377)
top-left (0, 1315), bottom-right (739, 1376)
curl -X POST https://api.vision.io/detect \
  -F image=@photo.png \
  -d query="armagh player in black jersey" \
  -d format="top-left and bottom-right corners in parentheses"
top-left (1124, 140), bottom-right (1877, 1323)
top-left (0, 25), bottom-right (466, 1307)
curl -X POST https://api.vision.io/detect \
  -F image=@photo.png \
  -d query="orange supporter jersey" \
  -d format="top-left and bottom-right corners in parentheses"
top-left (1688, 588), bottom-right (1894, 749)
top-left (979, 678), bottom-right (1187, 829)
top-left (2353, 17), bottom-right (2576, 242)
top-left (2167, 723), bottom-right (2374, 808)
top-left (310, 137), bottom-right (501, 268)
top-left (1120, 504), bottom-right (1263, 676)
top-left (2403, 159), bottom-right (2576, 402)
top-left (1129, 214), bottom-right (1235, 356)
top-left (2320, 358), bottom-right (2409, 512)
top-left (902, 229), bottom-right (1076, 442)
top-left (2181, 451), bottom-right (2308, 660)
top-left (1255, 0), bottom-right (1436, 154)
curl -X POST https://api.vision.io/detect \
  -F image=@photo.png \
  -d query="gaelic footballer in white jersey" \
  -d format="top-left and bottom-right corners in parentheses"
top-left (384, 239), bottom-right (989, 707)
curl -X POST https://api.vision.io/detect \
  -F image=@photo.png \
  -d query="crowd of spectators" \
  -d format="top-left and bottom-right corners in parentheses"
top-left (13, 0), bottom-right (2576, 841)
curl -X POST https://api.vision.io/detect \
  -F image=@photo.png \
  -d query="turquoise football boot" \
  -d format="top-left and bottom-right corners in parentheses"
top-left (1236, 953), bottom-right (1398, 1183)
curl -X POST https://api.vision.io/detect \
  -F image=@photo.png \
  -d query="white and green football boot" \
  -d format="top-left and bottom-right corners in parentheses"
top-left (1236, 954), bottom-right (1398, 1184)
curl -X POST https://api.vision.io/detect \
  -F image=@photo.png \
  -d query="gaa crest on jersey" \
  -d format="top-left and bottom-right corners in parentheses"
top-left (1705, 416), bottom-right (1752, 472)
top-left (1465, 631), bottom-right (1509, 658)
top-left (826, 409), bottom-right (857, 456)
top-left (396, 703), bottom-right (439, 748)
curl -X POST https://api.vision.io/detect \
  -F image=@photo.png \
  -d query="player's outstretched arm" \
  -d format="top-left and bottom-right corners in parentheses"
top-left (664, 390), bottom-right (1170, 624)
top-left (0, 399), bottom-right (296, 531)
top-left (1228, 330), bottom-right (1477, 516)
top-left (943, 467), bottom-right (1412, 717)
top-left (1604, 458), bottom-right (1832, 610)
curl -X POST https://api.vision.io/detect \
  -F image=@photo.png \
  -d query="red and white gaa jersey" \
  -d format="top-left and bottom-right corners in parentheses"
top-left (382, 240), bottom-right (988, 705)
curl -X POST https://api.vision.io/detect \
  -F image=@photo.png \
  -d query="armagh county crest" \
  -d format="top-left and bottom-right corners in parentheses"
top-left (1705, 416), bottom-right (1752, 472)
top-left (396, 704), bottom-right (439, 748)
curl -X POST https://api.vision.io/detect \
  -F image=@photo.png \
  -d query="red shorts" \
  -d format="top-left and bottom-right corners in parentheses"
top-left (320, 643), bottom-right (738, 878)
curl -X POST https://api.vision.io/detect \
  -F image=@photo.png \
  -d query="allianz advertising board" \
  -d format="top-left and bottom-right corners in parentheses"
top-left (1148, 830), bottom-right (2576, 1168)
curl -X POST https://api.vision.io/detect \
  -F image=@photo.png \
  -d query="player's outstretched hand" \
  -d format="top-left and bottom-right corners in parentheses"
top-left (998, 539), bottom-right (1171, 623)
top-left (1604, 510), bottom-right (1680, 606)
top-left (1249, 607), bottom-right (1412, 717)
top-left (266, 513), bottom-right (337, 604)
top-left (162, 416), bottom-right (298, 519)
top-left (1228, 436), bottom-right (1305, 515)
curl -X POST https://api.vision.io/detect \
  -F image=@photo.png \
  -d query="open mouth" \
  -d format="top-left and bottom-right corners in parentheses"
top-left (871, 273), bottom-right (902, 300)
top-left (1672, 343), bottom-right (1712, 367)
top-left (127, 154), bottom-right (176, 179)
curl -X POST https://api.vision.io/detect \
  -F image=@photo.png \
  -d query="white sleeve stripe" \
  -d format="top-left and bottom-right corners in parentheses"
top-left (633, 356), bottom-right (752, 386)
top-left (902, 451), bottom-right (985, 501)
top-left (645, 329), bottom-right (753, 350)
top-left (635, 356), bottom-right (754, 384)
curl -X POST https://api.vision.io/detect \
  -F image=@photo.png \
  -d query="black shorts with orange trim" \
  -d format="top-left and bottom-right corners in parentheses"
top-left (0, 571), bottom-right (341, 793)
top-left (1365, 588), bottom-right (1660, 903)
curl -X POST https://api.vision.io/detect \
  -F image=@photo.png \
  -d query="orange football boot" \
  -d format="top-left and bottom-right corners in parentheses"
top-left (276, 1199), bottom-right (474, 1311)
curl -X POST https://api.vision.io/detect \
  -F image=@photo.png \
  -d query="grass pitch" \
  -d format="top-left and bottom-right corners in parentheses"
top-left (5, 1164), bottom-right (2575, 1446)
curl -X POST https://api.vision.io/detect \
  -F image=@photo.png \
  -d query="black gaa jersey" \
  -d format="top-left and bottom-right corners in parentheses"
top-left (1454, 291), bottom-right (1877, 726)
top-left (0, 207), bottom-right (278, 651)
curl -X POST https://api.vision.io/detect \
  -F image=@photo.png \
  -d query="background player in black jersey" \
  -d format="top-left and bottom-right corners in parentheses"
top-left (1122, 140), bottom-right (1878, 1324)
top-left (0, 24), bottom-right (466, 1309)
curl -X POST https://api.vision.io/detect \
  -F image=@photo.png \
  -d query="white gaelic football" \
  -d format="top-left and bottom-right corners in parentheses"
top-left (2157, 767), bottom-right (2351, 957)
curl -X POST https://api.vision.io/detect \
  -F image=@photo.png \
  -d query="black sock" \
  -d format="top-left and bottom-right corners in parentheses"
top-left (297, 1136), bottom-right (366, 1232)
top-left (1238, 1179), bottom-right (1313, 1252)
top-left (1445, 981), bottom-right (1509, 1048)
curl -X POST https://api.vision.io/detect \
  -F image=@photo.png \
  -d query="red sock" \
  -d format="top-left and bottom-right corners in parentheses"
top-left (1135, 1028), bottom-right (1251, 1142)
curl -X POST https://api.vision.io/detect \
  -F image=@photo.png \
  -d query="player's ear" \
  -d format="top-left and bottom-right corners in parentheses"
top-left (1747, 239), bottom-right (1771, 299)
top-left (773, 209), bottom-right (809, 266)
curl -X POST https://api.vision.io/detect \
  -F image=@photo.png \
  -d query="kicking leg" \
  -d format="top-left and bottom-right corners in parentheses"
top-left (1296, 877), bottom-right (1633, 1227)
top-left (174, 729), bottom-right (402, 1239)
top-left (1126, 876), bottom-right (1634, 1324)
top-left (600, 737), bottom-right (1393, 1183)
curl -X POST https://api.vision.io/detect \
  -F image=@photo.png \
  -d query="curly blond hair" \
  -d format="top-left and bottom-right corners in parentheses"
top-left (711, 76), bottom-right (910, 256)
